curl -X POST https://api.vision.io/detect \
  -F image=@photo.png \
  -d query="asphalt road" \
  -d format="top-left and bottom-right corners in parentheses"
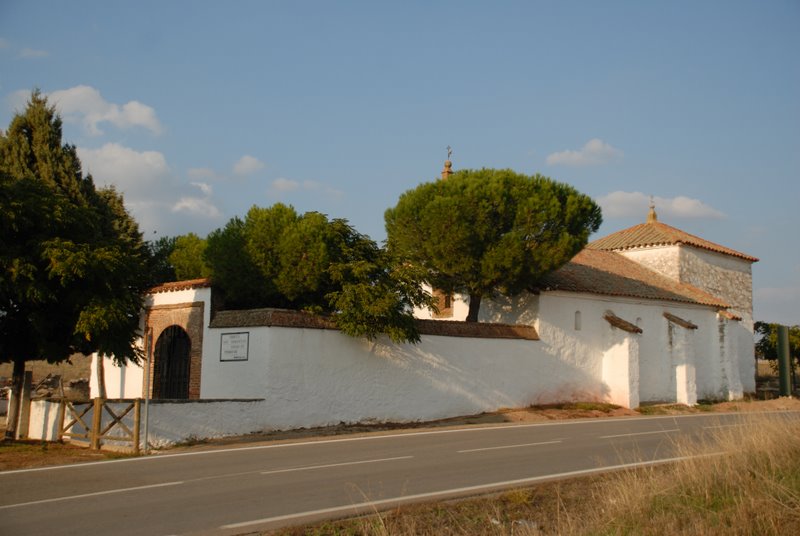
top-left (0, 413), bottom-right (787, 535)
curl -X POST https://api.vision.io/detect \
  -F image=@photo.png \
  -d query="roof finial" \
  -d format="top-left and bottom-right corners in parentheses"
top-left (441, 145), bottom-right (453, 180)
top-left (647, 195), bottom-right (658, 223)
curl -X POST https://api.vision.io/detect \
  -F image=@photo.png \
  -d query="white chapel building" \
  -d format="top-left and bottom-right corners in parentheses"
top-left (417, 202), bottom-right (758, 407)
top-left (92, 195), bottom-right (759, 435)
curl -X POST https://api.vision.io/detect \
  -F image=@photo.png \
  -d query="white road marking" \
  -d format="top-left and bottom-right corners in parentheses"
top-left (220, 455), bottom-right (705, 530)
top-left (457, 440), bottom-right (563, 453)
top-left (0, 481), bottom-right (183, 510)
top-left (703, 423), bottom-right (747, 429)
top-left (5, 412), bottom-right (793, 475)
top-left (600, 428), bottom-right (679, 439)
top-left (260, 456), bottom-right (413, 475)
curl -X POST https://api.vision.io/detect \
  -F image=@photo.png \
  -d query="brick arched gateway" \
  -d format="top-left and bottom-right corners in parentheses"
top-left (153, 325), bottom-right (192, 399)
top-left (144, 290), bottom-right (206, 400)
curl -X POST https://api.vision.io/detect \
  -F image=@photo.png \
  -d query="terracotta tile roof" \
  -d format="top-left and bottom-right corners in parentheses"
top-left (587, 221), bottom-right (758, 262)
top-left (210, 308), bottom-right (538, 340)
top-left (540, 249), bottom-right (730, 308)
top-left (416, 319), bottom-right (539, 340)
top-left (718, 310), bottom-right (742, 321)
top-left (149, 278), bottom-right (212, 294)
top-left (211, 308), bottom-right (336, 329)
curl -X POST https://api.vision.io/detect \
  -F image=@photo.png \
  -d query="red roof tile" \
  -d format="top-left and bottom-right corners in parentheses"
top-left (587, 221), bottom-right (758, 262)
top-left (210, 308), bottom-right (538, 340)
top-left (540, 249), bottom-right (730, 308)
top-left (149, 278), bottom-right (212, 294)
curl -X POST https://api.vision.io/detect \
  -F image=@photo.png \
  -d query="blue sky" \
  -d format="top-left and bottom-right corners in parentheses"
top-left (1, 1), bottom-right (798, 324)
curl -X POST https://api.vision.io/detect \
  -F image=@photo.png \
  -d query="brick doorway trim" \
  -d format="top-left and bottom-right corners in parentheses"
top-left (145, 301), bottom-right (204, 399)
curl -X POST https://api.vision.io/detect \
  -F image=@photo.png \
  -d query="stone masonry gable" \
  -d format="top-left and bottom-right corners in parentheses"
top-left (540, 249), bottom-right (730, 309)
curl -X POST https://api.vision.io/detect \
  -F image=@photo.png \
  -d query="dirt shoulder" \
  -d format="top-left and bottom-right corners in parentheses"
top-left (2, 397), bottom-right (799, 471)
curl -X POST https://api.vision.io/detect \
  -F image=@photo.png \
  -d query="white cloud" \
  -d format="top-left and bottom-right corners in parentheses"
top-left (172, 181), bottom-right (222, 219)
top-left (171, 196), bottom-right (222, 219)
top-left (20, 48), bottom-right (48, 59)
top-left (46, 85), bottom-right (162, 136)
top-left (77, 143), bottom-right (169, 195)
top-left (546, 138), bottom-right (623, 167)
top-left (233, 155), bottom-right (265, 176)
top-left (271, 177), bottom-right (301, 192)
top-left (190, 181), bottom-right (213, 196)
top-left (76, 143), bottom-right (223, 234)
top-left (597, 191), bottom-right (726, 220)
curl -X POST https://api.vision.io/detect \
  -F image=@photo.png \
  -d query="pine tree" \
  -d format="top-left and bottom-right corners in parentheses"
top-left (0, 92), bottom-right (149, 437)
top-left (385, 168), bottom-right (602, 321)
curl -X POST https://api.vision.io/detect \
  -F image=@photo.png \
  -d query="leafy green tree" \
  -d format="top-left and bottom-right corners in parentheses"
top-left (205, 216), bottom-right (274, 309)
top-left (169, 233), bottom-right (211, 280)
top-left (328, 249), bottom-right (431, 343)
top-left (204, 204), bottom-right (429, 341)
top-left (385, 168), bottom-right (602, 321)
top-left (755, 321), bottom-right (800, 368)
top-left (243, 203), bottom-right (299, 304)
top-left (146, 235), bottom-right (178, 285)
top-left (0, 92), bottom-right (149, 437)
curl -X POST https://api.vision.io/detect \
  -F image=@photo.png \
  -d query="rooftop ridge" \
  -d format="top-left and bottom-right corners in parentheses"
top-left (588, 221), bottom-right (758, 262)
top-left (149, 278), bottom-right (212, 294)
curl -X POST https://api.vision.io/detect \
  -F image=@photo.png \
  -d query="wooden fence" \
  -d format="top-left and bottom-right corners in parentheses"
top-left (58, 398), bottom-right (142, 453)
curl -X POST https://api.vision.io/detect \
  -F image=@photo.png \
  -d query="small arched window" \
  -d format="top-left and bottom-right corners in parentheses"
top-left (574, 310), bottom-right (582, 331)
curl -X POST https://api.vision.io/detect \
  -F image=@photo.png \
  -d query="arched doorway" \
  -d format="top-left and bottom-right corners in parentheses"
top-left (153, 325), bottom-right (191, 399)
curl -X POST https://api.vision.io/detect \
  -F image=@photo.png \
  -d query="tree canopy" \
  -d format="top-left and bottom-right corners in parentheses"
top-left (755, 321), bottom-right (800, 368)
top-left (385, 168), bottom-right (602, 321)
top-left (204, 204), bottom-right (430, 342)
top-left (1, 92), bottom-right (150, 435)
top-left (170, 233), bottom-right (211, 281)
top-left (1, 92), bottom-right (149, 365)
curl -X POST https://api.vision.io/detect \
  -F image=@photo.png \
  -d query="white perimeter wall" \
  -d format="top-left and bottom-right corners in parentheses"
top-left (83, 285), bottom-right (755, 445)
top-left (199, 326), bottom-right (600, 431)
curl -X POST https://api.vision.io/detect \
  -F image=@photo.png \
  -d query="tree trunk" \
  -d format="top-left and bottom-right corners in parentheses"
top-left (95, 354), bottom-right (107, 399)
top-left (4, 357), bottom-right (26, 440)
top-left (466, 293), bottom-right (482, 322)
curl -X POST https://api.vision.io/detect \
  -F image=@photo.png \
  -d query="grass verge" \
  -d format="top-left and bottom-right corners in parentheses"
top-left (0, 438), bottom-right (135, 470)
top-left (265, 413), bottom-right (800, 535)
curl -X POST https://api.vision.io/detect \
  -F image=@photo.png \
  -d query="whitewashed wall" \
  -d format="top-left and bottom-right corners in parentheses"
top-left (484, 290), bottom-right (749, 404)
top-left (199, 326), bottom-right (598, 430)
top-left (91, 353), bottom-right (144, 399)
top-left (619, 243), bottom-right (756, 392)
top-left (26, 400), bottom-right (62, 441)
top-left (621, 245), bottom-right (682, 281)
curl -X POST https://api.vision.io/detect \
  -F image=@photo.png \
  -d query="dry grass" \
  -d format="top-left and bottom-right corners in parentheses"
top-left (266, 413), bottom-right (800, 536)
top-left (0, 437), bottom-right (132, 470)
top-left (585, 414), bottom-right (800, 535)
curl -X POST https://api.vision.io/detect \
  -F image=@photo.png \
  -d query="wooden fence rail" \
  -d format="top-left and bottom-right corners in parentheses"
top-left (58, 398), bottom-right (141, 454)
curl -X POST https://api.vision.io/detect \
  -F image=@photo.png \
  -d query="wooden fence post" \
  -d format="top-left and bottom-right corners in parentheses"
top-left (90, 398), bottom-right (103, 450)
top-left (133, 399), bottom-right (141, 455)
top-left (57, 399), bottom-right (66, 442)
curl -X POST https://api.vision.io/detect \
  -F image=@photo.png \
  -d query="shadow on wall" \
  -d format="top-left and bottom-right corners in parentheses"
top-left (367, 334), bottom-right (607, 417)
top-left (479, 292), bottom-right (540, 325)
